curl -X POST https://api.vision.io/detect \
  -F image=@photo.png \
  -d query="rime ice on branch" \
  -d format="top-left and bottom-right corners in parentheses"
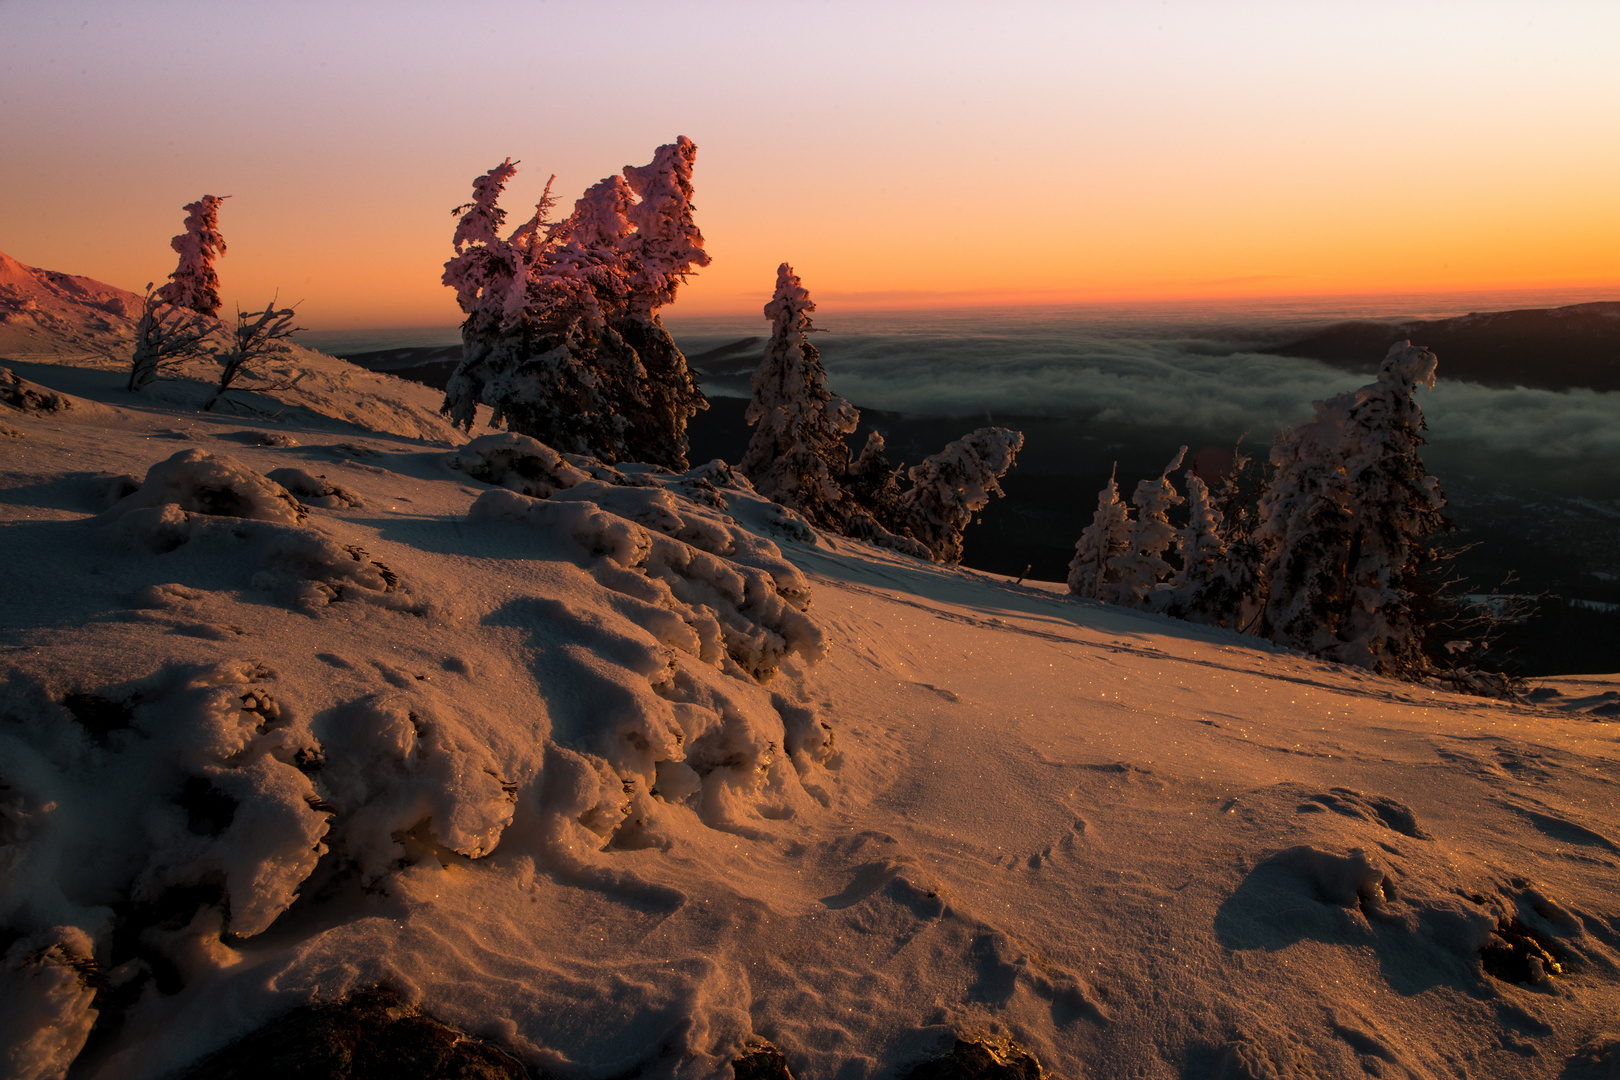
top-left (155, 196), bottom-right (228, 317)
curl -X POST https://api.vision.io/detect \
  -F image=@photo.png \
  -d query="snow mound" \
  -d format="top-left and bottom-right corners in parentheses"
top-left (102, 449), bottom-right (307, 526)
top-left (98, 449), bottom-right (419, 610)
top-left (1, 366), bottom-right (105, 419)
top-left (0, 928), bottom-right (100, 1080)
top-left (447, 432), bottom-right (591, 497)
top-left (264, 467), bottom-right (363, 509)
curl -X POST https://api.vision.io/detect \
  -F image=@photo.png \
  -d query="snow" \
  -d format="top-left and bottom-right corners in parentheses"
top-left (3, 257), bottom-right (1620, 1080)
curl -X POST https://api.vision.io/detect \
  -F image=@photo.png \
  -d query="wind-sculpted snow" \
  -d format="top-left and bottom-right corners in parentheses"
top-left (465, 455), bottom-right (834, 846)
top-left (2, 344), bottom-right (1618, 1080)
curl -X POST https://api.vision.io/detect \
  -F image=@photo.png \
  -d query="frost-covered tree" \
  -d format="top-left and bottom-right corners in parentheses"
top-left (439, 143), bottom-right (710, 469)
top-left (1256, 414), bottom-right (1354, 653)
top-left (895, 428), bottom-right (1024, 564)
top-left (615, 139), bottom-right (710, 468)
top-left (838, 430), bottom-right (932, 558)
top-left (741, 264), bottom-right (859, 528)
top-left (1102, 447), bottom-right (1186, 606)
top-left (1256, 342), bottom-right (1448, 675)
top-left (155, 195), bottom-right (228, 316)
top-left (1325, 342), bottom-right (1450, 676)
top-left (1066, 466), bottom-right (1132, 599)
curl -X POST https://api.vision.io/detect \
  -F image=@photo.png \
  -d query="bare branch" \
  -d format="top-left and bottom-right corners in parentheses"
top-left (127, 283), bottom-right (220, 392)
top-left (203, 297), bottom-right (304, 412)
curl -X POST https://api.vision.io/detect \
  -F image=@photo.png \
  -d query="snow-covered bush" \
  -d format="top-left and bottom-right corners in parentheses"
top-left (896, 427), bottom-right (1024, 564)
top-left (1102, 446), bottom-right (1186, 606)
top-left (741, 264), bottom-right (859, 528)
top-left (446, 431), bottom-right (590, 498)
top-left (265, 467), bottom-right (362, 509)
top-left (1067, 466), bottom-right (1131, 599)
top-left (98, 449), bottom-right (420, 611)
top-left (155, 195), bottom-right (228, 317)
top-left (439, 142), bottom-right (711, 470)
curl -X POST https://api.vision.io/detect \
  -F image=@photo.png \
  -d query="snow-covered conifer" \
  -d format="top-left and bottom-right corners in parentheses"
top-left (1101, 447), bottom-right (1186, 606)
top-left (741, 264), bottom-right (859, 528)
top-left (895, 427), bottom-right (1024, 564)
top-left (621, 137), bottom-right (711, 319)
top-left (1328, 342), bottom-right (1449, 676)
top-left (1257, 341), bottom-right (1448, 676)
top-left (1167, 471), bottom-right (1236, 622)
top-left (440, 148), bottom-right (708, 469)
top-left (1066, 466), bottom-right (1131, 599)
top-left (1257, 413), bottom-right (1355, 654)
top-left (614, 140), bottom-right (710, 469)
top-left (155, 196), bottom-right (227, 316)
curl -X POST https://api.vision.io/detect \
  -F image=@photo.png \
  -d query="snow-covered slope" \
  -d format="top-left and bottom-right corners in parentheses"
top-left (2, 297), bottom-right (1619, 1080)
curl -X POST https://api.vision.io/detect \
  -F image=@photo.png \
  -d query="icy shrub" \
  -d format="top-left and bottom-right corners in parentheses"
top-left (0, 662), bottom-right (327, 976)
top-left (446, 431), bottom-right (590, 498)
top-left (99, 450), bottom-right (419, 610)
top-left (1, 367), bottom-right (74, 414)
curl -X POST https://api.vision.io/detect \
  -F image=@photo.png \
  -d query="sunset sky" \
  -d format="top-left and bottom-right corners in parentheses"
top-left (3, 1), bottom-right (1618, 328)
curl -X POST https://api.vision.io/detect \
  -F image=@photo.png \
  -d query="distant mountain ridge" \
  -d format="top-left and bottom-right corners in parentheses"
top-left (1261, 300), bottom-right (1620, 392)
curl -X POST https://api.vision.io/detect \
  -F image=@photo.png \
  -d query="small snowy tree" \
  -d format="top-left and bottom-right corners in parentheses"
top-left (741, 264), bottom-right (859, 528)
top-left (127, 282), bottom-right (217, 392)
top-left (1102, 447), bottom-right (1186, 606)
top-left (1066, 466), bottom-right (1132, 599)
top-left (155, 195), bottom-right (228, 316)
top-left (841, 430), bottom-right (931, 558)
top-left (895, 427), bottom-right (1024, 564)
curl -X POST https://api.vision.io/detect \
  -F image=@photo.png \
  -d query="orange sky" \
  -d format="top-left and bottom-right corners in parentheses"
top-left (3, 2), bottom-right (1617, 327)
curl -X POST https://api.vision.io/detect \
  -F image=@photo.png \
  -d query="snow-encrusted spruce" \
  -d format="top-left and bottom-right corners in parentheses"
top-left (1066, 466), bottom-right (1131, 599)
top-left (614, 139), bottom-right (710, 468)
top-left (1257, 413), bottom-right (1354, 655)
top-left (842, 431), bottom-right (931, 559)
top-left (1167, 471), bottom-right (1233, 622)
top-left (896, 427), bottom-right (1024, 564)
top-left (439, 145), bottom-right (709, 470)
top-left (741, 264), bottom-right (859, 529)
top-left (154, 195), bottom-right (228, 317)
top-left (1102, 446), bottom-right (1186, 607)
top-left (1322, 342), bottom-right (1449, 677)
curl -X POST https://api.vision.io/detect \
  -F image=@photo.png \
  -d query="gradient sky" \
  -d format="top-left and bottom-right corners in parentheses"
top-left (3, 1), bottom-right (1618, 328)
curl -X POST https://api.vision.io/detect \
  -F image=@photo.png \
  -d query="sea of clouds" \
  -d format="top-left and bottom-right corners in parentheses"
top-left (666, 307), bottom-right (1620, 473)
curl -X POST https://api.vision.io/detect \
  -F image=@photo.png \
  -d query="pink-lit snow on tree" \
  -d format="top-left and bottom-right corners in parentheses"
top-left (155, 196), bottom-right (227, 317)
top-left (1066, 466), bottom-right (1131, 599)
top-left (438, 144), bottom-right (708, 469)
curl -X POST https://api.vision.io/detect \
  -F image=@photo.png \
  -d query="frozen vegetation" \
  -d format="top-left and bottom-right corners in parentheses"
top-left (1, 256), bottom-right (1619, 1080)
